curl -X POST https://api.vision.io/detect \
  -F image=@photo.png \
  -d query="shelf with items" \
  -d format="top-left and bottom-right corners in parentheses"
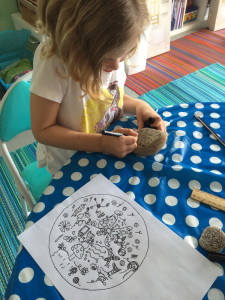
top-left (170, 0), bottom-right (210, 40)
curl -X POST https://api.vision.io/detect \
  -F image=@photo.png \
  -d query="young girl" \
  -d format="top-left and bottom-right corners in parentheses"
top-left (30, 0), bottom-right (166, 174)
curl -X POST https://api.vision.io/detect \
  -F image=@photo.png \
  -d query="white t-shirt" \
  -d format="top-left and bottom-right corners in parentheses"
top-left (30, 42), bottom-right (127, 174)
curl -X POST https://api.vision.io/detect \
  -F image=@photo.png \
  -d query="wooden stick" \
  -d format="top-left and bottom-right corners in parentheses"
top-left (194, 113), bottom-right (225, 147)
top-left (191, 189), bottom-right (225, 212)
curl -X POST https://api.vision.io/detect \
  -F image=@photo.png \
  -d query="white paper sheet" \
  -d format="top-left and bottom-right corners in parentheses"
top-left (19, 174), bottom-right (221, 300)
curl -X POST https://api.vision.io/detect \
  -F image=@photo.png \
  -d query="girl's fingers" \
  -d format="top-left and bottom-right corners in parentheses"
top-left (114, 128), bottom-right (138, 137)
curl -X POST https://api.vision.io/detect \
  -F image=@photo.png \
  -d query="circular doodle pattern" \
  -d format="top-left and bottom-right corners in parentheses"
top-left (49, 194), bottom-right (149, 290)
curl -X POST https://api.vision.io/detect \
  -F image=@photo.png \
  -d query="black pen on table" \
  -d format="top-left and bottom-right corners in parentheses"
top-left (194, 113), bottom-right (225, 147)
top-left (208, 252), bottom-right (225, 262)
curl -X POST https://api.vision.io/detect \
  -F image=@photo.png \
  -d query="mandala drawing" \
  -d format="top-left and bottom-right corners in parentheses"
top-left (49, 194), bottom-right (149, 290)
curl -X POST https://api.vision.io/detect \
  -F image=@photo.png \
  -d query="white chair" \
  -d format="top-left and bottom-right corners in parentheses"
top-left (0, 72), bottom-right (52, 216)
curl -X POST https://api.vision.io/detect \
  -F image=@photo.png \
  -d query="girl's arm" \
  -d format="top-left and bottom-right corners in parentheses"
top-left (123, 94), bottom-right (166, 132)
top-left (30, 93), bottom-right (138, 158)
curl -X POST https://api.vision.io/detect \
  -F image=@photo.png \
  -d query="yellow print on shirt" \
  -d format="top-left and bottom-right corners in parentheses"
top-left (81, 81), bottom-right (123, 133)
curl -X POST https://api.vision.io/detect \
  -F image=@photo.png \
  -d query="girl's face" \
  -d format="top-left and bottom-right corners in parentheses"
top-left (102, 37), bottom-right (138, 73)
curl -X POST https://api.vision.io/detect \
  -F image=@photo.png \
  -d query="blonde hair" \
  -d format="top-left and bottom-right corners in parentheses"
top-left (37, 0), bottom-right (149, 99)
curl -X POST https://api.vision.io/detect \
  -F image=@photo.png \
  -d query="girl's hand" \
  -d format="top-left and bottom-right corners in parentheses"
top-left (136, 101), bottom-right (167, 132)
top-left (100, 128), bottom-right (138, 158)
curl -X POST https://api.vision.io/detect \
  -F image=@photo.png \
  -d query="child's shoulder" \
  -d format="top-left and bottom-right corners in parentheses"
top-left (34, 42), bottom-right (67, 74)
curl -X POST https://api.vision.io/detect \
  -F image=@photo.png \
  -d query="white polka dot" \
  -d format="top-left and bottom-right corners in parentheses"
top-left (190, 155), bottom-right (202, 164)
top-left (119, 117), bottom-right (129, 122)
top-left (90, 174), bottom-right (99, 180)
top-left (177, 121), bottom-right (186, 127)
top-left (110, 175), bottom-right (121, 183)
top-left (154, 153), bottom-right (164, 162)
top-left (53, 171), bottom-right (63, 179)
top-left (185, 215), bottom-right (199, 227)
top-left (210, 144), bottom-right (221, 151)
top-left (162, 111), bottom-right (172, 117)
top-left (195, 111), bottom-right (204, 118)
top-left (188, 180), bottom-right (201, 190)
top-left (17, 243), bottom-right (23, 254)
top-left (33, 202), bottom-right (45, 213)
top-left (209, 218), bottom-right (223, 229)
top-left (148, 177), bottom-right (160, 187)
top-left (43, 185), bottom-right (55, 195)
top-left (210, 181), bottom-right (222, 193)
top-left (210, 112), bottom-right (220, 119)
top-left (152, 162), bottom-right (163, 171)
top-left (172, 154), bottom-right (183, 162)
top-left (129, 176), bottom-right (140, 185)
top-left (18, 267), bottom-right (34, 283)
top-left (71, 172), bottom-right (82, 181)
top-left (96, 159), bottom-right (107, 168)
top-left (191, 167), bottom-right (202, 172)
top-left (162, 214), bottom-right (175, 225)
top-left (193, 121), bottom-right (203, 128)
top-left (184, 236), bottom-right (198, 248)
top-left (172, 165), bottom-right (183, 171)
top-left (165, 196), bottom-right (178, 206)
top-left (44, 275), bottom-right (54, 286)
top-left (210, 122), bottom-right (220, 129)
top-left (178, 112), bottom-right (188, 117)
top-left (174, 141), bottom-right (185, 148)
top-left (113, 125), bottom-right (123, 130)
top-left (191, 143), bottom-right (202, 151)
top-left (168, 179), bottom-right (180, 189)
top-left (162, 143), bottom-right (167, 149)
top-left (64, 159), bottom-right (71, 166)
top-left (126, 191), bottom-right (135, 200)
top-left (132, 120), bottom-right (138, 126)
top-left (208, 288), bottom-right (224, 300)
top-left (9, 295), bottom-right (21, 300)
top-left (193, 131), bottom-right (203, 139)
top-left (176, 130), bottom-right (186, 136)
top-left (210, 133), bottom-right (219, 141)
top-left (213, 263), bottom-right (224, 276)
top-left (195, 103), bottom-right (204, 109)
top-left (62, 187), bottom-right (75, 196)
top-left (180, 103), bottom-right (189, 108)
top-left (25, 221), bottom-right (34, 229)
top-left (36, 298), bottom-right (47, 300)
top-left (78, 158), bottom-right (89, 167)
top-left (187, 197), bottom-right (200, 208)
top-left (211, 170), bottom-right (222, 175)
top-left (210, 104), bottom-right (220, 109)
top-left (210, 157), bottom-right (221, 164)
top-left (144, 194), bottom-right (156, 205)
top-left (114, 161), bottom-right (125, 169)
top-left (133, 162), bottom-right (144, 171)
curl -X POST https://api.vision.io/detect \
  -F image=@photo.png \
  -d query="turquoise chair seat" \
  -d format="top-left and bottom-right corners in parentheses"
top-left (22, 161), bottom-right (52, 201)
top-left (0, 72), bottom-right (52, 216)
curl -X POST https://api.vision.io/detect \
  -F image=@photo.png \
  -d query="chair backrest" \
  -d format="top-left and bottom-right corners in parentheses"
top-left (0, 75), bottom-right (31, 142)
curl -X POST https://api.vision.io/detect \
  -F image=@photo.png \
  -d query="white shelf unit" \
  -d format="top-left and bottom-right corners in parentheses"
top-left (147, 0), bottom-right (171, 58)
top-left (208, 0), bottom-right (225, 31)
top-left (170, 0), bottom-right (209, 40)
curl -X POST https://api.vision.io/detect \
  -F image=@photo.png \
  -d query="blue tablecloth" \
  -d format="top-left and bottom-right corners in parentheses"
top-left (5, 102), bottom-right (225, 300)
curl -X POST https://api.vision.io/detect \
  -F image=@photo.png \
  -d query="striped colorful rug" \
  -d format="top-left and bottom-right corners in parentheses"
top-left (139, 62), bottom-right (225, 108)
top-left (126, 28), bottom-right (225, 95)
top-left (0, 143), bottom-right (37, 298)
